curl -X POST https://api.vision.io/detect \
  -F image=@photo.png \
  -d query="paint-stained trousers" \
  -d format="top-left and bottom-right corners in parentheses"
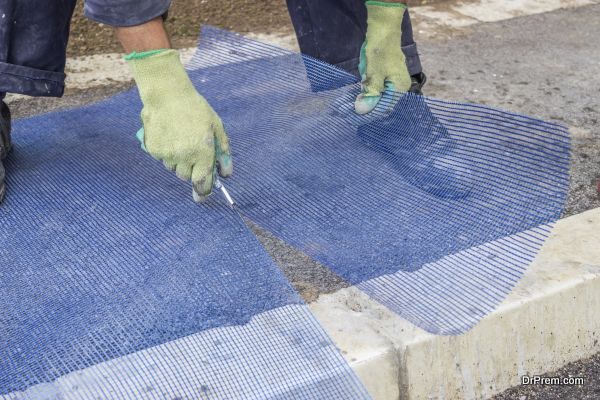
top-left (0, 0), bottom-right (422, 98)
top-left (0, 0), bottom-right (170, 97)
top-left (286, 0), bottom-right (422, 78)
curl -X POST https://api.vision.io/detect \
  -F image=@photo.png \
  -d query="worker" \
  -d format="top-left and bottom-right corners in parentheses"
top-left (0, 0), bottom-right (424, 203)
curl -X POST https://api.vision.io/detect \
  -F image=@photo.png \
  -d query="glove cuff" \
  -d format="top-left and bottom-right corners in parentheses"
top-left (366, 1), bottom-right (406, 29)
top-left (126, 49), bottom-right (197, 104)
top-left (365, 1), bottom-right (407, 8)
top-left (124, 49), bottom-right (168, 61)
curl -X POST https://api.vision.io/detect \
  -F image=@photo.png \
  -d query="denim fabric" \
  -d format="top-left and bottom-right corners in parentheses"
top-left (0, 0), bottom-right (77, 97)
top-left (0, 0), bottom-right (420, 97)
top-left (0, 0), bottom-right (170, 97)
top-left (84, 0), bottom-right (170, 27)
top-left (285, 0), bottom-right (422, 77)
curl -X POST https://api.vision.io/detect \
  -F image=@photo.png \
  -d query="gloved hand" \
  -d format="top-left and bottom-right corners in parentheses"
top-left (355, 1), bottom-right (412, 115)
top-left (126, 49), bottom-right (233, 202)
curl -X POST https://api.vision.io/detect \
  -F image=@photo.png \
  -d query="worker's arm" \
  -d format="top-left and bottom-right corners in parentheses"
top-left (115, 18), bottom-right (232, 202)
top-left (115, 17), bottom-right (171, 53)
top-left (355, 1), bottom-right (412, 114)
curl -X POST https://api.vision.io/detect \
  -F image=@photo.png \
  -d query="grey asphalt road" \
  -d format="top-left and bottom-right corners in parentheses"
top-left (419, 4), bottom-right (600, 217)
top-left (492, 352), bottom-right (600, 400)
top-left (5, 3), bottom-right (599, 399)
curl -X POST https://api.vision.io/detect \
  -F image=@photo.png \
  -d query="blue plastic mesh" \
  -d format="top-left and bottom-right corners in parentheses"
top-left (0, 82), bottom-right (369, 397)
top-left (0, 25), bottom-right (571, 396)
top-left (189, 28), bottom-right (570, 334)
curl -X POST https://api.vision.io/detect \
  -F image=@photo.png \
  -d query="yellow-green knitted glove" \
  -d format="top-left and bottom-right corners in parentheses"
top-left (355, 1), bottom-right (412, 115)
top-left (126, 49), bottom-right (233, 202)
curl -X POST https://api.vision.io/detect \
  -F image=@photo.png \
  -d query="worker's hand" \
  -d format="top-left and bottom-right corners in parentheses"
top-left (126, 49), bottom-right (232, 202)
top-left (355, 1), bottom-right (412, 115)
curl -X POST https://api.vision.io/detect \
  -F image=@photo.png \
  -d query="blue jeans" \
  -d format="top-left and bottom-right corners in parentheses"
top-left (0, 0), bottom-right (170, 97)
top-left (0, 0), bottom-right (422, 97)
top-left (286, 0), bottom-right (422, 78)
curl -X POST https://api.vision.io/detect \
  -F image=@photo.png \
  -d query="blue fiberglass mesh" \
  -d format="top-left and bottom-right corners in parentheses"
top-left (0, 88), bottom-right (370, 397)
top-left (186, 28), bottom-right (570, 334)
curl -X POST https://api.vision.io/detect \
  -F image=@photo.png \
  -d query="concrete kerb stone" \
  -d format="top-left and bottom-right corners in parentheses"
top-left (310, 207), bottom-right (600, 399)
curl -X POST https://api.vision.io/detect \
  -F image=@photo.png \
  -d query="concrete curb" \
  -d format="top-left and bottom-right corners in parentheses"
top-left (310, 208), bottom-right (600, 399)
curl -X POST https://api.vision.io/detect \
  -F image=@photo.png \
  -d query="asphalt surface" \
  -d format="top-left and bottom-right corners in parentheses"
top-left (5, 3), bottom-right (599, 399)
top-left (492, 352), bottom-right (600, 400)
top-left (419, 4), bottom-right (600, 217)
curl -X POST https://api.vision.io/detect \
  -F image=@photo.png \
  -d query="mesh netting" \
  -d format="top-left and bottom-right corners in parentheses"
top-left (190, 28), bottom-right (570, 334)
top-left (0, 73), bottom-right (369, 398)
top-left (0, 26), bottom-right (570, 396)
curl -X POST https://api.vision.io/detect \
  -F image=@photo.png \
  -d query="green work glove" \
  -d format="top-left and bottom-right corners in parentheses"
top-left (355, 1), bottom-right (412, 115)
top-left (126, 49), bottom-right (233, 202)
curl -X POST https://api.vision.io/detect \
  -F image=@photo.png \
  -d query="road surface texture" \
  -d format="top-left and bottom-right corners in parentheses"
top-left (5, 2), bottom-right (599, 399)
